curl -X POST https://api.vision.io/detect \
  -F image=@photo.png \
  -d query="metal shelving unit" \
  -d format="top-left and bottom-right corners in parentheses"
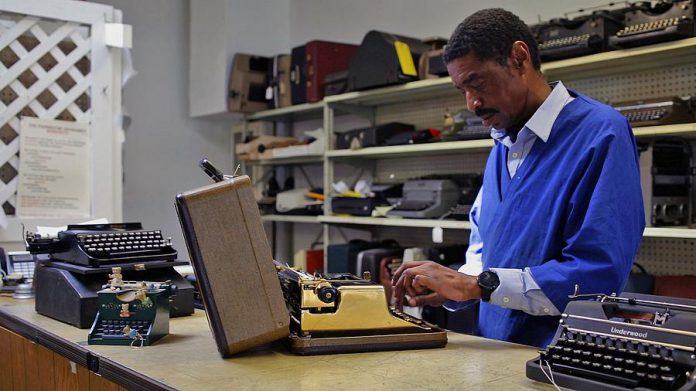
top-left (235, 37), bottom-right (696, 270)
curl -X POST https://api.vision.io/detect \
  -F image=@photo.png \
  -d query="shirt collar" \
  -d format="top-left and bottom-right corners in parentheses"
top-left (490, 81), bottom-right (572, 144)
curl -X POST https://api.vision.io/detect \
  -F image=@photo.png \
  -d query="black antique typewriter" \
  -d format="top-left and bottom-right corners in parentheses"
top-left (610, 0), bottom-right (695, 48)
top-left (527, 290), bottom-right (696, 390)
top-left (537, 11), bottom-right (624, 61)
top-left (613, 96), bottom-right (695, 127)
top-left (26, 223), bottom-right (177, 268)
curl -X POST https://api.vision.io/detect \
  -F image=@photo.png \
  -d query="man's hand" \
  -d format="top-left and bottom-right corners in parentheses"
top-left (391, 261), bottom-right (482, 310)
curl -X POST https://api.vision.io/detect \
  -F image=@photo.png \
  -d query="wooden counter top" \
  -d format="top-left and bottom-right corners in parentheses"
top-left (0, 297), bottom-right (552, 390)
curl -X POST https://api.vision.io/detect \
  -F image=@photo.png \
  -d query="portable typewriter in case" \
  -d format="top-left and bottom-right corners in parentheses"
top-left (609, 0), bottom-right (695, 48)
top-left (176, 160), bottom-right (447, 357)
top-left (527, 291), bottom-right (696, 390)
top-left (537, 11), bottom-right (623, 61)
top-left (614, 97), bottom-right (695, 127)
top-left (275, 263), bottom-right (447, 355)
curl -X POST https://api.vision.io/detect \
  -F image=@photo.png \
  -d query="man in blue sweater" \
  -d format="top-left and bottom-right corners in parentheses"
top-left (392, 8), bottom-right (645, 347)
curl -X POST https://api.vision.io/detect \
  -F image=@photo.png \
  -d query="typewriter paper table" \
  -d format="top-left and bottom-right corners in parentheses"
top-left (0, 298), bottom-right (550, 390)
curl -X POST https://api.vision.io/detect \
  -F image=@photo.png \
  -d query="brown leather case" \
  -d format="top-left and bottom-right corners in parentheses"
top-left (418, 48), bottom-right (447, 80)
top-left (175, 176), bottom-right (290, 357)
top-left (228, 53), bottom-right (271, 113)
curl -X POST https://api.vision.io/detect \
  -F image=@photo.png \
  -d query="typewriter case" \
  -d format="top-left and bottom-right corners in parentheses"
top-left (176, 175), bottom-right (447, 356)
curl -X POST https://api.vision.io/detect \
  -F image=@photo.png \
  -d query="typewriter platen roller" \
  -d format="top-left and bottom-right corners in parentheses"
top-left (527, 292), bottom-right (696, 390)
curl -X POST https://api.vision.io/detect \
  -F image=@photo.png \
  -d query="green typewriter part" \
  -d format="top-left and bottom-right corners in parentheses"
top-left (88, 267), bottom-right (173, 346)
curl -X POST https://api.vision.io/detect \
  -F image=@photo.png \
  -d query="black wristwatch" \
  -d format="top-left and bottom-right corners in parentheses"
top-left (477, 271), bottom-right (500, 302)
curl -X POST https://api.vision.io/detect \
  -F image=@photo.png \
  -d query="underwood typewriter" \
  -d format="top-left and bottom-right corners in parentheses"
top-left (613, 96), bottom-right (695, 127)
top-left (25, 222), bottom-right (177, 268)
top-left (527, 290), bottom-right (696, 390)
top-left (610, 0), bottom-right (695, 48)
top-left (88, 271), bottom-right (173, 346)
top-left (537, 11), bottom-right (624, 61)
top-left (275, 262), bottom-right (447, 354)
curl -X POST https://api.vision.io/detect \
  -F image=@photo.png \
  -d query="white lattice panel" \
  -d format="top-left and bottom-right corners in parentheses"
top-left (0, 15), bottom-right (91, 218)
top-left (0, 0), bottom-right (124, 243)
top-left (566, 63), bottom-right (696, 103)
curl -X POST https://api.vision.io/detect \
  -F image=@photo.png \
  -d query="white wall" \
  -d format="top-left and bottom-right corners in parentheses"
top-left (287, 0), bottom-right (610, 47)
top-left (93, 0), bottom-right (231, 255)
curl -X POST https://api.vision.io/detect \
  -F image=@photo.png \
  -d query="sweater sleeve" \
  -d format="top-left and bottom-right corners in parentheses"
top-left (529, 121), bottom-right (645, 312)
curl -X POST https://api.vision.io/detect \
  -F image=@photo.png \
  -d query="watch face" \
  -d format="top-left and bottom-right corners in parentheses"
top-left (479, 271), bottom-right (500, 290)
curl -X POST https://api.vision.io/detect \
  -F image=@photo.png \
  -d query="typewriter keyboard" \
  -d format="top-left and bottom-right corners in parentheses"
top-left (622, 109), bottom-right (667, 124)
top-left (539, 34), bottom-right (591, 50)
top-left (540, 329), bottom-right (690, 389)
top-left (616, 18), bottom-right (681, 37)
top-left (93, 319), bottom-right (151, 339)
top-left (78, 231), bottom-right (168, 257)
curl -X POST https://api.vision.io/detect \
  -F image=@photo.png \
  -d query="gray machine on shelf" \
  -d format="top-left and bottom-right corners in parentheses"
top-left (387, 180), bottom-right (460, 219)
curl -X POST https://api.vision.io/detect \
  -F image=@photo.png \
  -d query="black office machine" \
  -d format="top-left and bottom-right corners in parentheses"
top-left (88, 270), bottom-right (173, 346)
top-left (610, 0), bottom-right (695, 48)
top-left (346, 30), bottom-right (430, 91)
top-left (614, 97), bottom-right (695, 127)
top-left (527, 291), bottom-right (696, 390)
top-left (25, 223), bottom-right (194, 328)
top-left (335, 122), bottom-right (415, 150)
top-left (639, 139), bottom-right (693, 227)
top-left (387, 179), bottom-right (460, 219)
top-left (536, 11), bottom-right (624, 61)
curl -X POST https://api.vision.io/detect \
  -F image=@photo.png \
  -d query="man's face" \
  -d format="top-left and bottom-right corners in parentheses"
top-left (446, 53), bottom-right (529, 130)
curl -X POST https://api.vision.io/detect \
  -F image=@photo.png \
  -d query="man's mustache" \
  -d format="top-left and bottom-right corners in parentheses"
top-left (475, 108), bottom-right (498, 117)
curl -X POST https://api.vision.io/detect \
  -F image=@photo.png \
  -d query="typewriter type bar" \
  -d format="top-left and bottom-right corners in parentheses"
top-left (527, 293), bottom-right (696, 390)
top-left (609, 0), bottom-right (696, 48)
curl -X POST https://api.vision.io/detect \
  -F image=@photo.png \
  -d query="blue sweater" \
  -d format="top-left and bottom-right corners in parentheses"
top-left (477, 92), bottom-right (645, 347)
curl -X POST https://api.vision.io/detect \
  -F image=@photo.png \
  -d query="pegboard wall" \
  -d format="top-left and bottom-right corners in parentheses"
top-left (0, 14), bottom-right (91, 217)
top-left (635, 237), bottom-right (696, 276)
top-left (351, 59), bottom-right (696, 277)
top-left (566, 63), bottom-right (696, 103)
top-left (374, 151), bottom-right (488, 183)
top-left (377, 94), bottom-right (466, 130)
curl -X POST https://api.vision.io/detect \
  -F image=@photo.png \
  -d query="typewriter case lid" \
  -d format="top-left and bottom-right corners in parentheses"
top-left (175, 175), bottom-right (290, 357)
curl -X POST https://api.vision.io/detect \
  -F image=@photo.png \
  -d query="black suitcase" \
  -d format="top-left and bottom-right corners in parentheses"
top-left (347, 30), bottom-right (430, 91)
top-left (326, 240), bottom-right (378, 274)
top-left (290, 45), bottom-right (307, 105)
top-left (335, 122), bottom-right (415, 150)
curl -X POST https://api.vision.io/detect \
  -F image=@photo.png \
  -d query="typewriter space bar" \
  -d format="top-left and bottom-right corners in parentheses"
top-left (553, 364), bottom-right (640, 388)
top-left (110, 249), bottom-right (161, 256)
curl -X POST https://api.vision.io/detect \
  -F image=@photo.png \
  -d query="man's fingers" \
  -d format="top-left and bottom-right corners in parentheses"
top-left (409, 292), bottom-right (441, 307)
top-left (412, 274), bottom-right (436, 292)
top-left (391, 261), bottom-right (427, 286)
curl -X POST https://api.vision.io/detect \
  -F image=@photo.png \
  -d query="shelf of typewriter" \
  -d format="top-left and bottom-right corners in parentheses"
top-left (231, 27), bottom-right (696, 277)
